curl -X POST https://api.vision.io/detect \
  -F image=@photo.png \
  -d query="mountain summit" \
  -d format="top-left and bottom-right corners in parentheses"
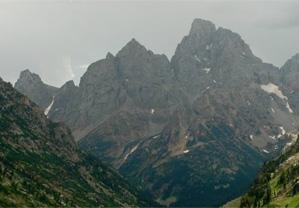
top-left (15, 69), bottom-right (57, 109)
top-left (14, 19), bottom-right (299, 206)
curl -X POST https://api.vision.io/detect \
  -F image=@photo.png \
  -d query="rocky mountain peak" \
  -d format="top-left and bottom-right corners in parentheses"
top-left (106, 52), bottom-right (114, 59)
top-left (15, 69), bottom-right (58, 109)
top-left (16, 69), bottom-right (42, 86)
top-left (282, 53), bottom-right (299, 69)
top-left (280, 53), bottom-right (299, 89)
top-left (117, 38), bottom-right (149, 58)
top-left (189, 18), bottom-right (216, 39)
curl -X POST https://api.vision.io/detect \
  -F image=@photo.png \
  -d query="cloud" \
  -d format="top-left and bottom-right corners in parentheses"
top-left (75, 64), bottom-right (90, 69)
top-left (1, 1), bottom-right (299, 85)
top-left (63, 56), bottom-right (75, 81)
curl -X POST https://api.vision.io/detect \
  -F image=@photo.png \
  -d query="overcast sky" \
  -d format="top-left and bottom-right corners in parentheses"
top-left (1, 1), bottom-right (299, 87)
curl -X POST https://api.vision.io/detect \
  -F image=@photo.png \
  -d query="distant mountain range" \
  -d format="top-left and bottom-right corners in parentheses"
top-left (14, 18), bottom-right (299, 206)
top-left (0, 78), bottom-right (154, 207)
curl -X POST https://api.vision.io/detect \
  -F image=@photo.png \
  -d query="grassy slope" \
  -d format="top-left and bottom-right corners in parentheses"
top-left (0, 78), bottom-right (154, 207)
top-left (240, 135), bottom-right (299, 207)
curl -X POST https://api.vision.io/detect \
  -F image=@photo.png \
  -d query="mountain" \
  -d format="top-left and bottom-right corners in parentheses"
top-left (0, 77), bottom-right (154, 207)
top-left (240, 132), bottom-right (299, 207)
top-left (14, 69), bottom-right (57, 110)
top-left (14, 19), bottom-right (299, 206)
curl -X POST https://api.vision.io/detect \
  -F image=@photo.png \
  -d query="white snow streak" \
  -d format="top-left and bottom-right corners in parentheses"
top-left (183, 150), bottom-right (190, 154)
top-left (151, 109), bottom-right (155, 114)
top-left (263, 149), bottom-right (269, 153)
top-left (124, 145), bottom-right (139, 160)
top-left (44, 96), bottom-right (55, 116)
top-left (193, 55), bottom-right (201, 62)
top-left (279, 126), bottom-right (286, 135)
top-left (202, 68), bottom-right (211, 74)
top-left (286, 101), bottom-right (293, 113)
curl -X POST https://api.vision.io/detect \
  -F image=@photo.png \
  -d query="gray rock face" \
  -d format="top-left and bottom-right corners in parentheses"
top-left (280, 53), bottom-right (299, 115)
top-left (172, 18), bottom-right (277, 94)
top-left (14, 19), bottom-right (299, 207)
top-left (14, 69), bottom-right (57, 109)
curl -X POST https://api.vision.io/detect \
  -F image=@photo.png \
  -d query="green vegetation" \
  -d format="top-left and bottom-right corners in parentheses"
top-left (241, 136), bottom-right (299, 207)
top-left (0, 78), bottom-right (154, 207)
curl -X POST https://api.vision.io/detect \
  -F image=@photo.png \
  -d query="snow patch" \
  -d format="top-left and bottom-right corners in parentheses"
top-left (261, 83), bottom-right (287, 100)
top-left (262, 149), bottom-right (269, 154)
top-left (213, 80), bottom-right (217, 84)
top-left (193, 55), bottom-right (201, 62)
top-left (286, 101), bottom-right (293, 113)
top-left (202, 68), bottom-right (211, 74)
top-left (124, 145), bottom-right (139, 160)
top-left (206, 44), bottom-right (212, 50)
top-left (269, 135), bottom-right (276, 140)
top-left (206, 86), bottom-right (210, 90)
top-left (153, 135), bottom-right (160, 139)
top-left (151, 109), bottom-right (155, 114)
top-left (249, 135), bottom-right (253, 140)
top-left (44, 96), bottom-right (55, 116)
top-left (261, 83), bottom-right (293, 113)
top-left (247, 100), bottom-right (251, 106)
top-left (183, 150), bottom-right (189, 154)
top-left (279, 126), bottom-right (286, 135)
top-left (126, 79), bottom-right (129, 82)
top-left (242, 52), bottom-right (246, 55)
top-left (271, 108), bottom-right (275, 113)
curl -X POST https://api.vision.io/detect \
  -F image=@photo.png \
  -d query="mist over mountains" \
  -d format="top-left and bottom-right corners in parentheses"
top-left (11, 18), bottom-right (299, 206)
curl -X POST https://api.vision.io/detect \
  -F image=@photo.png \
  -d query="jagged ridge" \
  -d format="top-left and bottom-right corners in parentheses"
top-left (13, 19), bottom-right (299, 206)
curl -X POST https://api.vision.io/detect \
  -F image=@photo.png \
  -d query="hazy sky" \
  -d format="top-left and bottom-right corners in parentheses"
top-left (1, 1), bottom-right (299, 87)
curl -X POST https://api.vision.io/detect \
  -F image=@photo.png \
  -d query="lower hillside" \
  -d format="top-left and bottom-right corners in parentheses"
top-left (241, 133), bottom-right (299, 207)
top-left (0, 78), bottom-right (154, 207)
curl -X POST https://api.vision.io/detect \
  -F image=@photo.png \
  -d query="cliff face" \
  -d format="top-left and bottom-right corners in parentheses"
top-left (0, 78), bottom-right (154, 207)
top-left (14, 19), bottom-right (299, 206)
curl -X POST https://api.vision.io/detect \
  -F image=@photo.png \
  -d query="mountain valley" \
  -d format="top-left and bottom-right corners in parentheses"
top-left (13, 19), bottom-right (299, 206)
top-left (0, 78), bottom-right (154, 207)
